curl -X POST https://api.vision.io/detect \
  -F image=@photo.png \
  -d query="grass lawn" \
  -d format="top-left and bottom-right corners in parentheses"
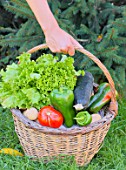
top-left (0, 100), bottom-right (126, 170)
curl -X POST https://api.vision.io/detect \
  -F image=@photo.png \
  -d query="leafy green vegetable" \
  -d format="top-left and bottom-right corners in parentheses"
top-left (0, 53), bottom-right (84, 109)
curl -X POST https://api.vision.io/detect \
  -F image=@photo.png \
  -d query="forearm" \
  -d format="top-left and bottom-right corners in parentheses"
top-left (26, 0), bottom-right (82, 56)
top-left (26, 0), bottom-right (59, 33)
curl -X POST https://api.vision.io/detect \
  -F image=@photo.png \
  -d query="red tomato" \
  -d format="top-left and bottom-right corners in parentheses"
top-left (38, 106), bottom-right (63, 128)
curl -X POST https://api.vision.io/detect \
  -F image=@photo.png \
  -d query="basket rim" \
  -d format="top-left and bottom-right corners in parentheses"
top-left (11, 108), bottom-right (114, 136)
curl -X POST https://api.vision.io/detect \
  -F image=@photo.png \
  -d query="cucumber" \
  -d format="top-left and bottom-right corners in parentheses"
top-left (89, 85), bottom-right (111, 113)
top-left (88, 82), bottom-right (109, 108)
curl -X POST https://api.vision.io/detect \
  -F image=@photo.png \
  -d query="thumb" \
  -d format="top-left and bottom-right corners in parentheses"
top-left (68, 45), bottom-right (75, 56)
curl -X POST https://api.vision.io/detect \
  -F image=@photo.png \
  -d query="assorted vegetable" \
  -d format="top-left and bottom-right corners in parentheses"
top-left (23, 107), bottom-right (38, 120)
top-left (73, 72), bottom-right (94, 111)
top-left (91, 114), bottom-right (101, 123)
top-left (88, 83), bottom-right (119, 113)
top-left (74, 111), bottom-right (92, 126)
top-left (38, 106), bottom-right (63, 128)
top-left (50, 86), bottom-right (76, 127)
top-left (88, 82), bottom-right (109, 108)
top-left (0, 52), bottom-right (118, 129)
top-left (89, 85), bottom-right (112, 113)
top-left (0, 53), bottom-right (84, 109)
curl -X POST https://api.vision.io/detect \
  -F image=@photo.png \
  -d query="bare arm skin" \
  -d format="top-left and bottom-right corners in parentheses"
top-left (26, 0), bottom-right (82, 56)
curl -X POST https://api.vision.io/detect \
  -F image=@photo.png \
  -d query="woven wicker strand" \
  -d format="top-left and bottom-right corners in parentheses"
top-left (11, 44), bottom-right (118, 166)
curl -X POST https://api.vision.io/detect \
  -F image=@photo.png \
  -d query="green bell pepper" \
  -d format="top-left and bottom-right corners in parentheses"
top-left (50, 87), bottom-right (76, 128)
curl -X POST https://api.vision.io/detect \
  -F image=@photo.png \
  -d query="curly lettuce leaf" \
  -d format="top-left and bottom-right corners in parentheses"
top-left (0, 53), bottom-right (84, 109)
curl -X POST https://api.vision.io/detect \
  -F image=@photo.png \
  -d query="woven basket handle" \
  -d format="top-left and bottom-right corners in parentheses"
top-left (27, 44), bottom-right (118, 117)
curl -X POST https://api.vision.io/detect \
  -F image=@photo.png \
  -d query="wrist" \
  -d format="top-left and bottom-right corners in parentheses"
top-left (43, 21), bottom-right (59, 36)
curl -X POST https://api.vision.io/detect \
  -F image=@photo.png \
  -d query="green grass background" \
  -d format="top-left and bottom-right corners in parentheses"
top-left (0, 100), bottom-right (126, 170)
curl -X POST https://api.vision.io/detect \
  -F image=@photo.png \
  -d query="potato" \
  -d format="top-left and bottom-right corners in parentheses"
top-left (91, 114), bottom-right (101, 123)
top-left (23, 107), bottom-right (38, 120)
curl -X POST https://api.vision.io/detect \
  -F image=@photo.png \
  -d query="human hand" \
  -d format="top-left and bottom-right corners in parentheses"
top-left (44, 26), bottom-right (83, 56)
top-left (26, 0), bottom-right (82, 56)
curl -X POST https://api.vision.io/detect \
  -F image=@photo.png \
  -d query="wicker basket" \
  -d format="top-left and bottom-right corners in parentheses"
top-left (11, 44), bottom-right (118, 166)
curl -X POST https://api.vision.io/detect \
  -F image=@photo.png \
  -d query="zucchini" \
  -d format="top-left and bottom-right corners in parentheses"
top-left (73, 72), bottom-right (94, 111)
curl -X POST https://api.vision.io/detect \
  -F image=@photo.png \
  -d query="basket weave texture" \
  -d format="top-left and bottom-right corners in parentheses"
top-left (11, 44), bottom-right (118, 166)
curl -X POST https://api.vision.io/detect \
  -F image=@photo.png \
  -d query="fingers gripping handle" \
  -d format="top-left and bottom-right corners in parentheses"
top-left (27, 44), bottom-right (118, 117)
